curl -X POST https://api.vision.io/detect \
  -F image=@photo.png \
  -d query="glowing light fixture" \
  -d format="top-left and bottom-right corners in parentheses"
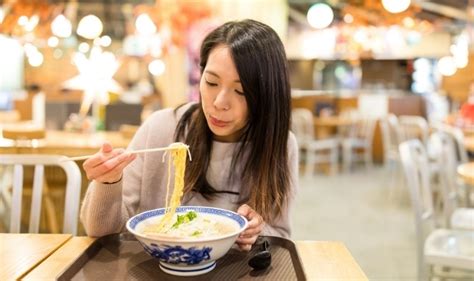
top-left (18, 16), bottom-right (28, 26)
top-left (307, 3), bottom-right (334, 29)
top-left (402, 17), bottom-right (415, 28)
top-left (437, 56), bottom-right (457, 76)
top-left (78, 42), bottom-right (90, 53)
top-left (99, 35), bottom-right (112, 47)
top-left (47, 36), bottom-right (59, 48)
top-left (148, 59), bottom-right (166, 76)
top-left (64, 47), bottom-right (121, 116)
top-left (24, 44), bottom-right (43, 67)
top-left (77, 15), bottom-right (103, 39)
top-left (24, 15), bottom-right (39, 32)
top-left (382, 0), bottom-right (411, 14)
top-left (28, 51), bottom-right (44, 67)
top-left (51, 15), bottom-right (72, 38)
top-left (135, 14), bottom-right (157, 35)
top-left (343, 14), bottom-right (353, 24)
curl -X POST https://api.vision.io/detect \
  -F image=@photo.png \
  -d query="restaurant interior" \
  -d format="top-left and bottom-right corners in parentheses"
top-left (0, 0), bottom-right (473, 280)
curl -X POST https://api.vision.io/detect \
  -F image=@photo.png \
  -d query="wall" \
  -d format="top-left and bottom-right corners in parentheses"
top-left (442, 53), bottom-right (474, 103)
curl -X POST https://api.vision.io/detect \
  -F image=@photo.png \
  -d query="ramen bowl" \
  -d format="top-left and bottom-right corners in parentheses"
top-left (126, 206), bottom-right (248, 276)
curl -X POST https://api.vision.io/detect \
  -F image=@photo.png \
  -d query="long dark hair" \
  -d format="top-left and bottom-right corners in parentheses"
top-left (175, 19), bottom-right (291, 223)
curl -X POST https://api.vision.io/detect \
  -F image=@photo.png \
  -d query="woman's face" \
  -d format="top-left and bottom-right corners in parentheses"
top-left (200, 45), bottom-right (248, 142)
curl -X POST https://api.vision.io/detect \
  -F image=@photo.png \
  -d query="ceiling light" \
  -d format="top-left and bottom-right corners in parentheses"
top-left (47, 36), bottom-right (59, 48)
top-left (148, 59), bottom-right (165, 76)
top-left (77, 15), bottom-right (103, 40)
top-left (136, 14), bottom-right (156, 35)
top-left (307, 3), bottom-right (334, 29)
top-left (51, 15), bottom-right (72, 38)
top-left (382, 0), bottom-right (411, 14)
top-left (437, 56), bottom-right (457, 76)
top-left (343, 14), bottom-right (353, 24)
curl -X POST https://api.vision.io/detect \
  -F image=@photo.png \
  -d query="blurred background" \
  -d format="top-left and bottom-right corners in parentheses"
top-left (0, 0), bottom-right (473, 280)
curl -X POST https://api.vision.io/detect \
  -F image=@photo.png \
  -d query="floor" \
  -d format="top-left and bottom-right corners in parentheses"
top-left (292, 166), bottom-right (420, 280)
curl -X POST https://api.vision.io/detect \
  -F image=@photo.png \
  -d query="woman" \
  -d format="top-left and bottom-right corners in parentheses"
top-left (81, 19), bottom-right (298, 251)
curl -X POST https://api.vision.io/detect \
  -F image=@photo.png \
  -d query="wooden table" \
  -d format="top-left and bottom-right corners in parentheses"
top-left (314, 116), bottom-right (353, 127)
top-left (0, 130), bottom-right (131, 156)
top-left (0, 233), bottom-right (71, 280)
top-left (313, 116), bottom-right (353, 139)
top-left (457, 162), bottom-right (474, 206)
top-left (18, 235), bottom-right (368, 280)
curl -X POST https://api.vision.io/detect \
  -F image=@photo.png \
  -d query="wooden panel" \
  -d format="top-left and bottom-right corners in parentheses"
top-left (388, 95), bottom-right (426, 117)
top-left (292, 95), bottom-right (336, 115)
top-left (0, 233), bottom-right (71, 280)
top-left (296, 241), bottom-right (368, 280)
top-left (442, 53), bottom-right (474, 103)
top-left (23, 236), bottom-right (96, 281)
top-left (13, 94), bottom-right (34, 121)
top-left (22, 237), bottom-right (368, 280)
top-left (372, 121), bottom-right (384, 163)
top-left (336, 96), bottom-right (358, 113)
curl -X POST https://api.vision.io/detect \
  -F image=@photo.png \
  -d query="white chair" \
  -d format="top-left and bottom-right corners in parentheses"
top-left (399, 115), bottom-right (440, 188)
top-left (380, 114), bottom-right (407, 199)
top-left (0, 154), bottom-right (81, 235)
top-left (291, 108), bottom-right (339, 176)
top-left (430, 132), bottom-right (474, 230)
top-left (380, 113), bottom-right (402, 165)
top-left (399, 140), bottom-right (474, 280)
top-left (433, 124), bottom-right (469, 165)
top-left (340, 110), bottom-right (376, 172)
top-left (398, 115), bottom-right (430, 146)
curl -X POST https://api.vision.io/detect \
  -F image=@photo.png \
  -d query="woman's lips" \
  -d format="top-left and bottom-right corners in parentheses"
top-left (209, 116), bottom-right (230, 127)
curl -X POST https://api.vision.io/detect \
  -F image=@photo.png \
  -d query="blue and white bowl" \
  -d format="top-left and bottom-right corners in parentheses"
top-left (126, 206), bottom-right (248, 276)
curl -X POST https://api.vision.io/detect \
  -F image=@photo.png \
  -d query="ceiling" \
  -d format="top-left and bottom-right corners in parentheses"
top-left (288, 0), bottom-right (473, 34)
top-left (0, 0), bottom-right (472, 38)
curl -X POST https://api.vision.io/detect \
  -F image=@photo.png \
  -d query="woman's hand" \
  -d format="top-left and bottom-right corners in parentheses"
top-left (236, 204), bottom-right (264, 251)
top-left (83, 142), bottom-right (136, 184)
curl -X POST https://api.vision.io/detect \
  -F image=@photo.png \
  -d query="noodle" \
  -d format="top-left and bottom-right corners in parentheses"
top-left (150, 142), bottom-right (190, 233)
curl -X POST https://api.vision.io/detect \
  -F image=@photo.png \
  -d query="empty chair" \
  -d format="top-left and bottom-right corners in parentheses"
top-left (0, 154), bottom-right (81, 235)
top-left (398, 115), bottom-right (430, 146)
top-left (399, 139), bottom-right (474, 280)
top-left (380, 113), bottom-right (402, 165)
top-left (399, 115), bottom-right (440, 181)
top-left (432, 123), bottom-right (468, 165)
top-left (380, 114), bottom-right (406, 199)
top-left (340, 110), bottom-right (376, 172)
top-left (449, 127), bottom-right (469, 164)
top-left (291, 108), bottom-right (339, 176)
top-left (430, 132), bottom-right (474, 230)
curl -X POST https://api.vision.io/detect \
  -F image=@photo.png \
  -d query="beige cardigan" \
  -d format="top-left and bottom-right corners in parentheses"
top-left (80, 104), bottom-right (299, 238)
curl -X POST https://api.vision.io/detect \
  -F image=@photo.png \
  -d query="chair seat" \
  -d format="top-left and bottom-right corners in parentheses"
top-left (451, 208), bottom-right (474, 230)
top-left (341, 138), bottom-right (368, 148)
top-left (304, 138), bottom-right (339, 150)
top-left (424, 229), bottom-right (474, 270)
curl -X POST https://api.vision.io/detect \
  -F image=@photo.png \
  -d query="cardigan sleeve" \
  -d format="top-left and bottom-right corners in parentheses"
top-left (80, 108), bottom-right (174, 237)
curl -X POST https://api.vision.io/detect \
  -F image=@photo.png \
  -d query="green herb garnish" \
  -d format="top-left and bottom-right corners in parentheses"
top-left (172, 211), bottom-right (198, 228)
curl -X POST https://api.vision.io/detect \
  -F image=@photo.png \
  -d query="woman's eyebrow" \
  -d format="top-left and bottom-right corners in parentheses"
top-left (205, 70), bottom-right (241, 83)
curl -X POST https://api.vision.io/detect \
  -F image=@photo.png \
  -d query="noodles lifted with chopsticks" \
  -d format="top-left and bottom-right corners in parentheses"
top-left (150, 142), bottom-right (191, 233)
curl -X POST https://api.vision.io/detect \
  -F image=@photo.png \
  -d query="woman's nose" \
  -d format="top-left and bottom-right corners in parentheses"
top-left (213, 90), bottom-right (230, 111)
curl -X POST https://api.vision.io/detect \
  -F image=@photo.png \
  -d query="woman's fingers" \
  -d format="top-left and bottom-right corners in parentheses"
top-left (236, 235), bottom-right (258, 246)
top-left (87, 152), bottom-right (135, 181)
top-left (82, 142), bottom-right (137, 183)
top-left (236, 204), bottom-right (264, 251)
top-left (237, 243), bottom-right (252, 252)
top-left (83, 144), bottom-right (124, 169)
top-left (240, 226), bottom-right (263, 238)
top-left (95, 154), bottom-right (136, 183)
